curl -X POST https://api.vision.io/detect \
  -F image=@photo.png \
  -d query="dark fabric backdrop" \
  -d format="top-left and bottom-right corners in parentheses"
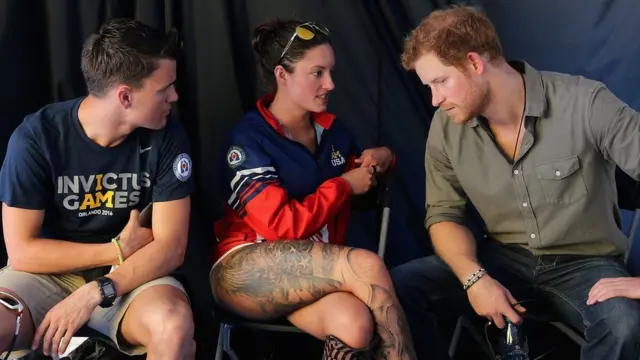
top-left (1, 0), bottom-right (640, 356)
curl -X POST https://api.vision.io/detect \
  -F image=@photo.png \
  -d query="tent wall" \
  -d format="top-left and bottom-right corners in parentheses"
top-left (1, 0), bottom-right (640, 298)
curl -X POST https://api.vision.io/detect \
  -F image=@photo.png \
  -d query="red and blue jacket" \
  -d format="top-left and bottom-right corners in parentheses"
top-left (212, 94), bottom-right (363, 263)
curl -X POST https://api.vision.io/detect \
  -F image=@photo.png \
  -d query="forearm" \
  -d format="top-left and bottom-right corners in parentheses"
top-left (106, 240), bottom-right (183, 296)
top-left (244, 178), bottom-right (352, 240)
top-left (429, 221), bottom-right (481, 283)
top-left (9, 238), bottom-right (116, 274)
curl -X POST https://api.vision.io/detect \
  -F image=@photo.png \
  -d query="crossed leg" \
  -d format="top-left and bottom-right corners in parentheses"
top-left (287, 292), bottom-right (375, 348)
top-left (211, 241), bottom-right (417, 360)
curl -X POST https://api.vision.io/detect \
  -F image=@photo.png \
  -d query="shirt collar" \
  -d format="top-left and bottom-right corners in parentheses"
top-left (467, 60), bottom-right (547, 127)
top-left (256, 93), bottom-right (336, 136)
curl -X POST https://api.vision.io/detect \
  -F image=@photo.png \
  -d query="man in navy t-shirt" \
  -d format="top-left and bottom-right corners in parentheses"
top-left (0, 19), bottom-right (195, 359)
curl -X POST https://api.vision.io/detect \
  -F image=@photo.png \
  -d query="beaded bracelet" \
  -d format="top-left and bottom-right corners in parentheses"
top-left (463, 268), bottom-right (487, 291)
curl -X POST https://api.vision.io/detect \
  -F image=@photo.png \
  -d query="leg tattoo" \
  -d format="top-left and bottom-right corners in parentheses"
top-left (343, 250), bottom-right (417, 360)
top-left (213, 242), bottom-right (343, 317)
top-left (213, 243), bottom-right (416, 359)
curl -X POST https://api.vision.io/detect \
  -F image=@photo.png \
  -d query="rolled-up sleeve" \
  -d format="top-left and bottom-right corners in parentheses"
top-left (588, 83), bottom-right (640, 180)
top-left (424, 113), bottom-right (468, 230)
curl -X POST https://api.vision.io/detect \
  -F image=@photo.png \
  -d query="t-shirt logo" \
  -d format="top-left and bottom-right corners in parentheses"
top-left (57, 172), bottom-right (152, 217)
top-left (173, 153), bottom-right (192, 182)
top-left (330, 145), bottom-right (345, 167)
top-left (227, 146), bottom-right (245, 168)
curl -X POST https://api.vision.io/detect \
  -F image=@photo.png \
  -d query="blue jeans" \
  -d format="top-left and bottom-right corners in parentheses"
top-left (390, 240), bottom-right (640, 360)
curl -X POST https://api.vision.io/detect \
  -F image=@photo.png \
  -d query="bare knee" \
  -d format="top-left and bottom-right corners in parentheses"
top-left (345, 248), bottom-right (391, 284)
top-left (323, 293), bottom-right (374, 349)
top-left (152, 299), bottom-right (194, 341)
top-left (146, 296), bottom-right (194, 347)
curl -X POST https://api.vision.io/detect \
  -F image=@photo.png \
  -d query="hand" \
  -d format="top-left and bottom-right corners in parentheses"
top-left (587, 277), bottom-right (640, 305)
top-left (355, 147), bottom-right (394, 173)
top-left (466, 275), bottom-right (526, 329)
top-left (32, 282), bottom-right (102, 357)
top-left (341, 166), bottom-right (377, 195)
top-left (118, 209), bottom-right (154, 259)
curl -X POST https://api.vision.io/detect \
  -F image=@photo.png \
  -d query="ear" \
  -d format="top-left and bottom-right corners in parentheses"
top-left (273, 64), bottom-right (289, 87)
top-left (115, 85), bottom-right (133, 109)
top-left (466, 52), bottom-right (485, 75)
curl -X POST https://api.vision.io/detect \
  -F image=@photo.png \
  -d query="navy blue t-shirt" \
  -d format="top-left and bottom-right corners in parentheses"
top-left (0, 97), bottom-right (194, 244)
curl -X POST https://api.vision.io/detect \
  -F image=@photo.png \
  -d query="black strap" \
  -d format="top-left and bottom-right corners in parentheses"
top-left (1, 312), bottom-right (20, 360)
top-left (2, 332), bottom-right (17, 360)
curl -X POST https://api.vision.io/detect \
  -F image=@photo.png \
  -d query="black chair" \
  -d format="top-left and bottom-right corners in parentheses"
top-left (213, 175), bottom-right (394, 360)
top-left (447, 170), bottom-right (640, 359)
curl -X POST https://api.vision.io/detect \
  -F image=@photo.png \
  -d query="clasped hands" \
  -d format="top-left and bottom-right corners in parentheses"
top-left (341, 146), bottom-right (394, 195)
top-left (355, 146), bottom-right (394, 173)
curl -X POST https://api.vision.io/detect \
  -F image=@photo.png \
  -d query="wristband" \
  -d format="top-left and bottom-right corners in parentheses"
top-left (111, 235), bottom-right (124, 265)
top-left (463, 268), bottom-right (487, 291)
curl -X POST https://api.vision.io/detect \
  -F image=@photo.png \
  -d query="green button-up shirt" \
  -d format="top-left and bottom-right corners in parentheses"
top-left (425, 61), bottom-right (640, 256)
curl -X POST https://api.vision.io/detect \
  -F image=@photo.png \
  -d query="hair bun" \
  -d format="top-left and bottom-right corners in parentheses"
top-left (251, 20), bottom-right (278, 55)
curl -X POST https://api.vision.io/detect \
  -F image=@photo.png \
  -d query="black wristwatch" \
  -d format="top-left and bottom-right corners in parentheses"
top-left (95, 277), bottom-right (117, 308)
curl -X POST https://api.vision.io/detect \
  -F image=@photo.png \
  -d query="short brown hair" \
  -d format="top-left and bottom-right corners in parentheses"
top-left (401, 6), bottom-right (503, 70)
top-left (81, 18), bottom-right (181, 96)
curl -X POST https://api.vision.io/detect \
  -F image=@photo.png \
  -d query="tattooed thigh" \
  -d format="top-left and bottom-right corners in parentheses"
top-left (211, 241), bottom-right (348, 320)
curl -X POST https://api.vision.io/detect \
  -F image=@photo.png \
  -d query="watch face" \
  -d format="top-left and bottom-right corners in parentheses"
top-left (104, 283), bottom-right (116, 298)
top-left (98, 278), bottom-right (117, 307)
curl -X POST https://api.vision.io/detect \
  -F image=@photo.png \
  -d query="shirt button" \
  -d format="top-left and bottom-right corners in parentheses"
top-left (513, 170), bottom-right (519, 175)
top-left (555, 170), bottom-right (561, 176)
top-left (522, 202), bottom-right (528, 207)
top-left (530, 234), bottom-right (536, 239)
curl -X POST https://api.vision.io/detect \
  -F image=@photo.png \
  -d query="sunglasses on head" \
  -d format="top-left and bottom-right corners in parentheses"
top-left (279, 22), bottom-right (331, 62)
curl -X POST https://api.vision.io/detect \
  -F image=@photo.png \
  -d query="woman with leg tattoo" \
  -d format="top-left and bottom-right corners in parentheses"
top-left (210, 18), bottom-right (416, 360)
